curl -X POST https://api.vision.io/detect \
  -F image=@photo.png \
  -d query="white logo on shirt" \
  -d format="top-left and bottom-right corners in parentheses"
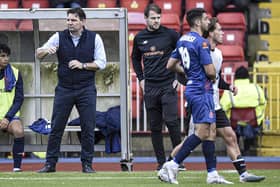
top-left (142, 40), bottom-right (148, 45)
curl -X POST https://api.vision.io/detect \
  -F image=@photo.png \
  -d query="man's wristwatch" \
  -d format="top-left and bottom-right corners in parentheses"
top-left (82, 63), bottom-right (87, 70)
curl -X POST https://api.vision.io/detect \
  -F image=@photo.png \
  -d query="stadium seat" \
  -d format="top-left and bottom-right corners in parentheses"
top-left (230, 107), bottom-right (258, 129)
top-left (0, 0), bottom-right (19, 9)
top-left (217, 12), bottom-right (246, 31)
top-left (217, 12), bottom-right (246, 48)
top-left (222, 30), bottom-right (245, 48)
top-left (221, 61), bottom-right (248, 84)
top-left (222, 61), bottom-right (248, 74)
top-left (87, 0), bottom-right (117, 8)
top-left (185, 0), bottom-right (214, 16)
top-left (120, 0), bottom-right (150, 12)
top-left (217, 45), bottom-right (245, 62)
top-left (21, 0), bottom-right (49, 8)
top-left (128, 12), bottom-right (146, 31)
top-left (153, 0), bottom-right (183, 17)
top-left (0, 20), bottom-right (18, 31)
top-left (161, 13), bottom-right (181, 32)
top-left (17, 20), bottom-right (33, 31)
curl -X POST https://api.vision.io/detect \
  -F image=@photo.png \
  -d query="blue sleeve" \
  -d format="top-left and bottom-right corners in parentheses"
top-left (5, 72), bottom-right (24, 121)
top-left (170, 40), bottom-right (181, 60)
top-left (170, 48), bottom-right (180, 60)
top-left (198, 39), bottom-right (212, 65)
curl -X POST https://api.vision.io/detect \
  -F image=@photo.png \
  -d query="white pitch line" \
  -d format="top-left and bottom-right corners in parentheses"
top-left (0, 176), bottom-right (200, 181)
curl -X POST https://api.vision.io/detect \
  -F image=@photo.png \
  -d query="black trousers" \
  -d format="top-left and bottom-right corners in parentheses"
top-left (46, 85), bottom-right (96, 165)
top-left (144, 85), bottom-right (181, 165)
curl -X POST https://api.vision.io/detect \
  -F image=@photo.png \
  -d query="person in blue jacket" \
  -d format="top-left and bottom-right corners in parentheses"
top-left (36, 7), bottom-right (106, 173)
top-left (0, 43), bottom-right (24, 172)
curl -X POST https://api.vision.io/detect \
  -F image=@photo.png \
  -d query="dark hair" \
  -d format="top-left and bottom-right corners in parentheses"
top-left (0, 43), bottom-right (11, 56)
top-left (235, 66), bottom-right (249, 79)
top-left (144, 3), bottom-right (161, 17)
top-left (67, 7), bottom-right (86, 20)
top-left (186, 8), bottom-right (206, 27)
top-left (203, 17), bottom-right (219, 38)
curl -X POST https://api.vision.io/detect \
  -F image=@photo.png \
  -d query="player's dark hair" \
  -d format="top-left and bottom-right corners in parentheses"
top-left (67, 7), bottom-right (86, 21)
top-left (186, 8), bottom-right (206, 27)
top-left (144, 3), bottom-right (161, 17)
top-left (203, 17), bottom-right (219, 38)
top-left (235, 66), bottom-right (249, 79)
top-left (0, 43), bottom-right (11, 56)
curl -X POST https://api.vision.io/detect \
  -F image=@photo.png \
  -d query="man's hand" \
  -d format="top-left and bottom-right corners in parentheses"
top-left (46, 46), bottom-right (58, 55)
top-left (230, 85), bottom-right (238, 96)
top-left (173, 80), bottom-right (179, 91)
top-left (0, 118), bottom-right (9, 130)
top-left (140, 80), bottom-right (145, 93)
top-left (36, 46), bottom-right (58, 60)
top-left (69, 60), bottom-right (83, 70)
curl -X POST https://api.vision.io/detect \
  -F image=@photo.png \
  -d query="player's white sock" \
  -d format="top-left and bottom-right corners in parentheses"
top-left (208, 170), bottom-right (218, 177)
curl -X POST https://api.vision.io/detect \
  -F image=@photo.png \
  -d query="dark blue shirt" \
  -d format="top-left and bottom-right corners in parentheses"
top-left (171, 31), bottom-right (213, 95)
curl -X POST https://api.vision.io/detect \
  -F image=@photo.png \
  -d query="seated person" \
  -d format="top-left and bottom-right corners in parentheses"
top-left (213, 0), bottom-right (250, 14)
top-left (49, 0), bottom-right (87, 8)
top-left (220, 66), bottom-right (266, 154)
top-left (0, 43), bottom-right (24, 172)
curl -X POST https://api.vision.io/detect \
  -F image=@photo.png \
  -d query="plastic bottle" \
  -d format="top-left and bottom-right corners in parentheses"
top-left (264, 116), bottom-right (270, 130)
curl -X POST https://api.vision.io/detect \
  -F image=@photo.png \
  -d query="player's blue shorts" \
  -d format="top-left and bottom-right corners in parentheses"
top-left (187, 93), bottom-right (216, 124)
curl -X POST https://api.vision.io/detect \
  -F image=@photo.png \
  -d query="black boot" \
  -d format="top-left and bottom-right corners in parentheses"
top-left (37, 163), bottom-right (56, 173)
top-left (82, 163), bottom-right (96, 173)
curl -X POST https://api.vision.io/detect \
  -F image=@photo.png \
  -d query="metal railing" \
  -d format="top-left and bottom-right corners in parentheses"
top-left (129, 73), bottom-right (186, 133)
top-left (130, 71), bottom-right (280, 134)
top-left (253, 72), bottom-right (280, 132)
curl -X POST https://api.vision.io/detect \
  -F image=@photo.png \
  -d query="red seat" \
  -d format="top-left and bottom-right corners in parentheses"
top-left (161, 13), bottom-right (181, 32)
top-left (221, 61), bottom-right (248, 84)
top-left (221, 61), bottom-right (248, 74)
top-left (222, 30), bottom-right (245, 48)
top-left (21, 0), bottom-right (49, 8)
top-left (0, 0), bottom-right (19, 9)
top-left (153, 0), bottom-right (182, 17)
top-left (217, 12), bottom-right (246, 31)
top-left (17, 20), bottom-right (33, 31)
top-left (120, 0), bottom-right (150, 12)
top-left (230, 108), bottom-right (258, 129)
top-left (0, 20), bottom-right (18, 31)
top-left (128, 12), bottom-right (146, 31)
top-left (87, 0), bottom-right (117, 8)
top-left (217, 45), bottom-right (244, 62)
top-left (217, 12), bottom-right (246, 48)
top-left (185, 0), bottom-right (214, 16)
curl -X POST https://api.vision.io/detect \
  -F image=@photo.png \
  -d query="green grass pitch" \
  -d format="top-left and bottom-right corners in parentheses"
top-left (0, 170), bottom-right (278, 187)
